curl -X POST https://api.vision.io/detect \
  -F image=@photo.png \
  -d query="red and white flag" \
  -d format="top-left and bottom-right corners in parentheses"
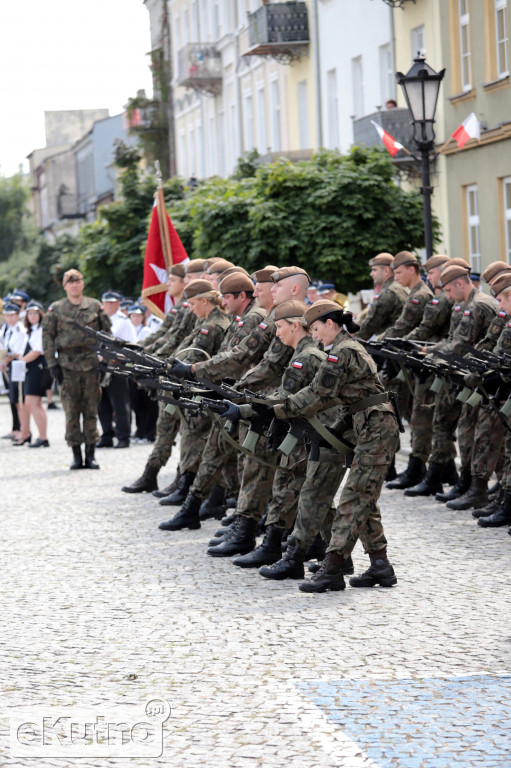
top-left (142, 194), bottom-right (189, 319)
top-left (371, 120), bottom-right (404, 157)
top-left (451, 112), bottom-right (480, 149)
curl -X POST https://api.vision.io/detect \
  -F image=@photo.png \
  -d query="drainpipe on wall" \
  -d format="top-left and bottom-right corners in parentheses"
top-left (312, 0), bottom-right (323, 148)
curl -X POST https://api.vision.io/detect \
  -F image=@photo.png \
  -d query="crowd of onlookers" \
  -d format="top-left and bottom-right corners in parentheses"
top-left (0, 289), bottom-right (162, 448)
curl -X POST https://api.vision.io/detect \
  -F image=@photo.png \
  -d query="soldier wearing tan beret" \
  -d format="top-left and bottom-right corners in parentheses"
top-left (356, 253), bottom-right (408, 340)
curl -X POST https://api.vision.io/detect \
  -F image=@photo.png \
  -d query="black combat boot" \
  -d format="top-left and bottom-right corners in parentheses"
top-left (299, 551), bottom-right (347, 593)
top-left (96, 434), bottom-right (114, 448)
top-left (221, 511), bottom-right (237, 527)
top-left (404, 462), bottom-right (444, 497)
top-left (349, 550), bottom-right (397, 588)
top-left (158, 492), bottom-right (201, 531)
top-left (488, 481), bottom-right (501, 499)
top-left (446, 477), bottom-right (488, 510)
top-left (441, 458), bottom-right (459, 486)
top-left (309, 555), bottom-right (354, 575)
top-left (207, 516), bottom-right (258, 557)
top-left (199, 485), bottom-right (226, 521)
top-left (472, 490), bottom-right (503, 518)
top-left (84, 444), bottom-right (99, 469)
top-left (477, 491), bottom-right (511, 528)
top-left (122, 464), bottom-right (159, 493)
top-left (225, 496), bottom-right (237, 509)
top-left (152, 471), bottom-right (181, 498)
top-left (232, 525), bottom-right (284, 568)
top-left (259, 537), bottom-right (307, 580)
top-left (435, 468), bottom-right (471, 503)
top-left (70, 445), bottom-right (83, 470)
top-left (159, 471), bottom-right (196, 506)
top-left (305, 533), bottom-right (327, 561)
top-left (386, 455), bottom-right (426, 490)
top-left (208, 517), bottom-right (239, 547)
top-left (384, 455), bottom-right (397, 482)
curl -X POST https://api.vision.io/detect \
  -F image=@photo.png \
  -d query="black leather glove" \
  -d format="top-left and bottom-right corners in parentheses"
top-left (250, 401), bottom-right (274, 426)
top-left (49, 364), bottom-right (63, 385)
top-left (169, 360), bottom-right (194, 380)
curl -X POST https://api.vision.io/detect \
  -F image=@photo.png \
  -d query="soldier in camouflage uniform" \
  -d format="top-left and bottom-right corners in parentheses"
top-left (406, 262), bottom-right (497, 498)
top-left (476, 272), bottom-right (511, 529)
top-left (263, 300), bottom-right (399, 594)
top-left (445, 265), bottom-right (511, 512)
top-left (42, 268), bottom-right (111, 470)
top-left (140, 263), bottom-right (187, 352)
top-left (387, 254), bottom-right (453, 490)
top-left (157, 279), bottom-right (232, 530)
top-left (159, 271), bottom-right (266, 520)
top-left (121, 261), bottom-right (203, 494)
top-left (206, 267), bottom-right (310, 556)
top-left (356, 253), bottom-right (408, 341)
top-left (228, 300), bottom-right (326, 568)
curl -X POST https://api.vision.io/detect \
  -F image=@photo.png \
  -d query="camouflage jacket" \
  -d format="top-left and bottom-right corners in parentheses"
top-left (156, 303), bottom-right (197, 358)
top-left (42, 296), bottom-right (111, 371)
top-left (140, 299), bottom-right (187, 351)
top-left (381, 280), bottom-right (433, 339)
top-left (277, 336), bottom-right (326, 399)
top-left (193, 299), bottom-right (266, 381)
top-left (274, 330), bottom-right (393, 434)
top-left (475, 305), bottom-right (508, 352)
top-left (174, 305), bottom-right (230, 364)
top-left (493, 315), bottom-right (511, 354)
top-left (237, 329), bottom-right (294, 393)
top-left (356, 278), bottom-right (408, 340)
top-left (433, 288), bottom-right (497, 356)
top-left (406, 291), bottom-right (452, 342)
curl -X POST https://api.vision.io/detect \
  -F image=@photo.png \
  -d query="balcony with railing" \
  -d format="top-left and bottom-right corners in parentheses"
top-left (353, 108), bottom-right (414, 163)
top-left (177, 43), bottom-right (222, 96)
top-left (244, 2), bottom-right (309, 61)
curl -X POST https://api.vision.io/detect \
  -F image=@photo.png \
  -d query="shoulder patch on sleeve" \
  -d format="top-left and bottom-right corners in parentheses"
top-left (327, 354), bottom-right (339, 363)
top-left (259, 321), bottom-right (268, 329)
top-left (454, 305), bottom-right (461, 312)
top-left (200, 328), bottom-right (209, 335)
top-left (498, 310), bottom-right (507, 317)
top-left (292, 361), bottom-right (303, 369)
top-left (464, 310), bottom-right (471, 316)
top-left (411, 298), bottom-right (420, 304)
top-left (431, 298), bottom-right (439, 305)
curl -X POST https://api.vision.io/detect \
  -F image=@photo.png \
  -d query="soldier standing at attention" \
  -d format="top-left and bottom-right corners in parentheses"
top-left (42, 269), bottom-right (111, 470)
top-left (356, 253), bottom-right (408, 341)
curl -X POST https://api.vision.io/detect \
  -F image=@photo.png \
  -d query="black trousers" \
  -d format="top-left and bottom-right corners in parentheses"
top-left (130, 381), bottom-right (158, 441)
top-left (98, 374), bottom-right (131, 441)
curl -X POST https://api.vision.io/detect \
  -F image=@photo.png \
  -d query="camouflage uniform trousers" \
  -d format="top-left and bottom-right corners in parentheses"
top-left (409, 374), bottom-right (435, 463)
top-left (430, 386), bottom-right (462, 464)
top-left (61, 367), bottom-right (101, 446)
top-left (501, 424), bottom-right (511, 491)
top-left (265, 444), bottom-right (309, 530)
top-left (190, 418), bottom-right (240, 500)
top-left (470, 406), bottom-right (506, 480)
top-left (327, 410), bottom-right (399, 557)
top-left (457, 402), bottom-right (480, 472)
top-left (146, 404), bottom-right (180, 472)
top-left (237, 426), bottom-right (279, 522)
top-left (178, 410), bottom-right (212, 475)
top-left (290, 448), bottom-right (348, 550)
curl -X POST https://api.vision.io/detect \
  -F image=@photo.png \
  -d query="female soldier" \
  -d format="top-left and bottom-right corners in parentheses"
top-left (20, 300), bottom-right (50, 447)
top-left (272, 299), bottom-right (400, 593)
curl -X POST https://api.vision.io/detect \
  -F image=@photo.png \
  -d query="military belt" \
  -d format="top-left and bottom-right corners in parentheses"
top-left (349, 392), bottom-right (390, 414)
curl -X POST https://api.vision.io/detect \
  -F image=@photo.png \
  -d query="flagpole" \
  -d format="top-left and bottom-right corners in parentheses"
top-left (437, 136), bottom-right (453, 154)
top-left (155, 160), bottom-right (173, 270)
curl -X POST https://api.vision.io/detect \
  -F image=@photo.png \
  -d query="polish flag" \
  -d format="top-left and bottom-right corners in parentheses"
top-left (371, 120), bottom-right (404, 157)
top-left (142, 198), bottom-right (189, 318)
top-left (451, 113), bottom-right (480, 149)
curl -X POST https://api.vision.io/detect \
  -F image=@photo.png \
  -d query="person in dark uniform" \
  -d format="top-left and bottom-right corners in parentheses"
top-left (20, 300), bottom-right (50, 447)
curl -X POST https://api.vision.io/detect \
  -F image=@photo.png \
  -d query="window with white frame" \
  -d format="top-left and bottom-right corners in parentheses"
top-left (238, 0), bottom-right (247, 26)
top-left (466, 185), bottom-right (481, 272)
top-left (271, 80), bottom-right (281, 151)
top-left (244, 93), bottom-right (254, 150)
top-left (197, 122), bottom-right (204, 178)
top-left (208, 114), bottom-right (216, 175)
top-left (504, 177), bottom-right (511, 263)
top-left (257, 86), bottom-right (266, 154)
top-left (183, 9), bottom-right (190, 45)
top-left (379, 44), bottom-right (394, 106)
top-left (496, 0), bottom-right (509, 77)
top-left (180, 132), bottom-right (187, 178)
top-left (188, 127), bottom-right (196, 178)
top-left (410, 25), bottom-right (426, 58)
top-left (191, 1), bottom-right (199, 41)
top-left (351, 56), bottom-right (364, 118)
top-left (201, 0), bottom-right (209, 41)
top-left (229, 103), bottom-right (238, 167)
top-left (213, 1), bottom-right (221, 39)
top-left (459, 0), bottom-right (472, 91)
top-left (297, 80), bottom-right (310, 149)
top-left (327, 68), bottom-right (339, 149)
top-left (218, 111), bottom-right (226, 176)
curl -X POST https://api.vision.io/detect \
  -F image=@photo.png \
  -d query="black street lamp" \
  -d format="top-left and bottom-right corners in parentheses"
top-left (396, 56), bottom-right (445, 258)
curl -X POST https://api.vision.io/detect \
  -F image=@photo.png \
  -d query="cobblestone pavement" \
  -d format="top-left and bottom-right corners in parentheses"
top-left (0, 399), bottom-right (510, 768)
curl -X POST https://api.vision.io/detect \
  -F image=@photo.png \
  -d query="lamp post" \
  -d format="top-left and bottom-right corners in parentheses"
top-left (396, 56), bottom-right (445, 258)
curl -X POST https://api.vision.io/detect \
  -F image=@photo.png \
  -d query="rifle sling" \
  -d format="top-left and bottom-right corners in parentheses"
top-left (212, 414), bottom-right (287, 470)
top-left (305, 415), bottom-right (355, 453)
